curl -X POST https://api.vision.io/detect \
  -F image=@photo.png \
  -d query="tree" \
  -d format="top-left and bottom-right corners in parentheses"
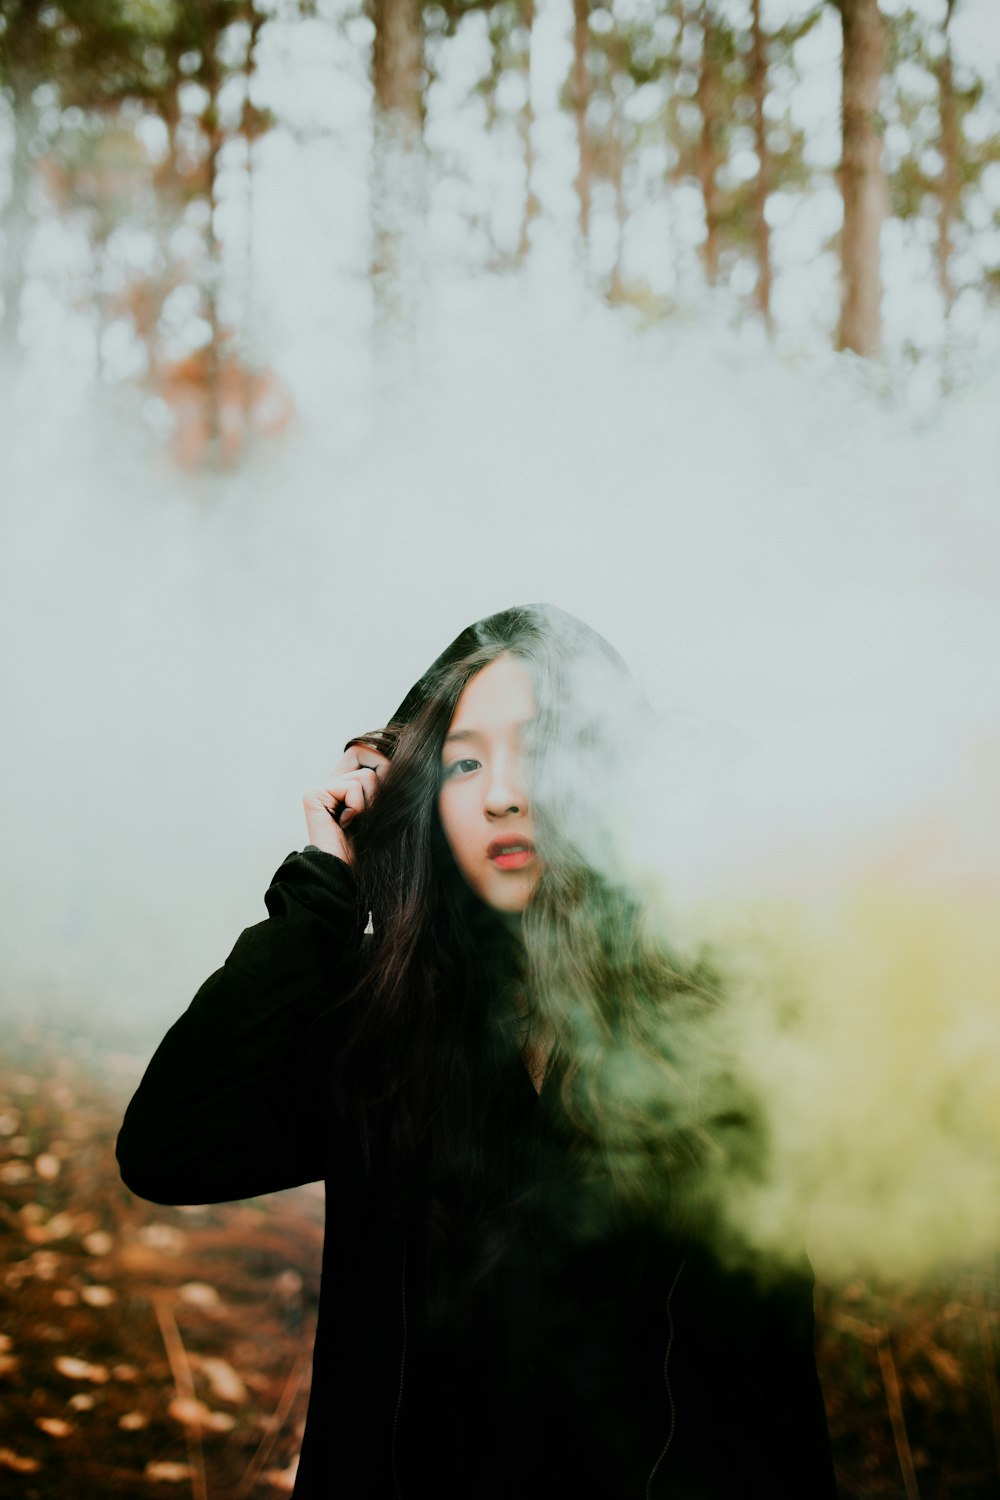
top-left (0, 2), bottom-right (82, 352)
top-left (610, 0), bottom-right (816, 321)
top-left (0, 8), bottom-right (38, 355)
top-left (936, 0), bottom-right (959, 329)
top-left (883, 2), bottom-right (1000, 387)
top-left (0, 0), bottom-right (165, 353)
top-left (832, 0), bottom-right (886, 357)
top-left (749, 0), bottom-right (771, 327)
top-left (516, 0), bottom-right (537, 261)
top-left (370, 0), bottom-right (426, 334)
top-left (571, 0), bottom-right (593, 245)
top-left (695, 0), bottom-right (724, 284)
top-left (372, 0), bottom-right (424, 129)
top-left (472, 0), bottom-right (537, 263)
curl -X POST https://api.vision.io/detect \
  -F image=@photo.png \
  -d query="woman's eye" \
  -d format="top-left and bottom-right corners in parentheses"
top-left (443, 758), bottom-right (481, 778)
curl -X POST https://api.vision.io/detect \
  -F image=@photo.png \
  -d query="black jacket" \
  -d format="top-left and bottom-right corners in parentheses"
top-left (117, 849), bottom-right (837, 1499)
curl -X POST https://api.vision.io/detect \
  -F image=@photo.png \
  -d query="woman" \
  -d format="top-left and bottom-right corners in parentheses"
top-left (117, 603), bottom-right (835, 1499)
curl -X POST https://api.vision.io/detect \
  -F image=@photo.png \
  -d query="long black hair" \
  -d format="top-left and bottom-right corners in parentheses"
top-left (323, 604), bottom-right (733, 1243)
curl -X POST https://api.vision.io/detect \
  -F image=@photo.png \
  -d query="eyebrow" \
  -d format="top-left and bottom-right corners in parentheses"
top-left (443, 720), bottom-right (533, 747)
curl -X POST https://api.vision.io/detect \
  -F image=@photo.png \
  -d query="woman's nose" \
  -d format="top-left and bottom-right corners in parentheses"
top-left (484, 757), bottom-right (526, 816)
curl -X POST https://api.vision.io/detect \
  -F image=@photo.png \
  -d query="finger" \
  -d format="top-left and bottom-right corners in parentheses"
top-left (304, 780), bottom-right (357, 825)
top-left (355, 767), bottom-right (379, 807)
top-left (334, 743), bottom-right (392, 779)
top-left (324, 767), bottom-right (379, 809)
top-left (338, 780), bottom-right (369, 827)
top-left (359, 750), bottom-right (391, 779)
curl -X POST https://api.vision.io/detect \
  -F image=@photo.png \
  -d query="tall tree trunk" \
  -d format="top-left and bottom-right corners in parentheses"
top-left (608, 25), bottom-right (627, 300)
top-left (750, 0), bottom-right (773, 330)
top-left (372, 0), bottom-right (423, 129)
top-left (572, 0), bottom-right (592, 246)
top-left (0, 70), bottom-right (34, 356)
top-left (370, 0), bottom-right (424, 337)
top-left (517, 0), bottom-right (538, 263)
top-left (93, 234), bottom-right (111, 383)
top-left (240, 4), bottom-right (266, 434)
top-left (936, 0), bottom-right (958, 388)
top-left (145, 95), bottom-right (182, 390)
top-left (609, 115), bottom-right (626, 299)
top-left (697, 2), bottom-right (721, 286)
top-left (202, 74), bottom-right (224, 464)
top-left (834, 0), bottom-right (885, 357)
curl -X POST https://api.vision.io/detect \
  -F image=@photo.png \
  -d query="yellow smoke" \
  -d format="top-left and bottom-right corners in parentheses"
top-left (699, 876), bottom-right (1000, 1279)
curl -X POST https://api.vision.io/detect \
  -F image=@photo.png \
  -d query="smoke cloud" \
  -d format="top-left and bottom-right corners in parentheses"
top-left (2, 265), bottom-right (997, 1280)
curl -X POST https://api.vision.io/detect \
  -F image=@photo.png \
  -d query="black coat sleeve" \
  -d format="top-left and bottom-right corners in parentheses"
top-left (116, 849), bottom-right (365, 1206)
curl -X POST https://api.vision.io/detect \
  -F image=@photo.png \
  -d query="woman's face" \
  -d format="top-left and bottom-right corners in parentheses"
top-left (438, 653), bottom-right (542, 915)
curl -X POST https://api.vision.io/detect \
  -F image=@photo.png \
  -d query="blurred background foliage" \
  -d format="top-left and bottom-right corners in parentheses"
top-left (1, 0), bottom-right (999, 467)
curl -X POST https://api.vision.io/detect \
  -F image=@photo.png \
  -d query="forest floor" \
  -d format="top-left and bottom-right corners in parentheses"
top-left (0, 1014), bottom-right (998, 1499)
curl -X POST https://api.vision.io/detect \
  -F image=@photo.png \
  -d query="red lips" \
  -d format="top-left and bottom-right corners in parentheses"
top-left (487, 835), bottom-right (536, 859)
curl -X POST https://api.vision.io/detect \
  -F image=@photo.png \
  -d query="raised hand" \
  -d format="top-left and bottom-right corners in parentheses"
top-left (303, 742), bottom-right (391, 863)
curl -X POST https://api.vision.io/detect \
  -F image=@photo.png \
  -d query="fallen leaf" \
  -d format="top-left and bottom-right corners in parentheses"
top-left (198, 1355), bottom-right (247, 1404)
top-left (36, 1417), bottom-right (72, 1438)
top-left (53, 1355), bottom-right (110, 1384)
top-left (144, 1460), bottom-right (194, 1482)
top-left (31, 1251), bottom-right (61, 1279)
top-left (137, 1223), bottom-right (186, 1252)
top-left (926, 1345), bottom-right (964, 1389)
top-left (0, 1448), bottom-right (41, 1473)
top-left (80, 1285), bottom-right (115, 1308)
top-left (167, 1396), bottom-right (209, 1427)
top-left (29, 1214), bottom-right (77, 1247)
top-left (168, 1395), bottom-right (235, 1432)
top-left (262, 1458), bottom-right (298, 1492)
top-left (178, 1281), bottom-right (221, 1309)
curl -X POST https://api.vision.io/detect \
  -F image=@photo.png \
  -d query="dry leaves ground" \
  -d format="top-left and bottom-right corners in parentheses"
top-left (816, 1267), bottom-right (1000, 1497)
top-left (0, 1018), bottom-right (321, 1498)
top-left (1, 1015), bottom-right (998, 1498)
